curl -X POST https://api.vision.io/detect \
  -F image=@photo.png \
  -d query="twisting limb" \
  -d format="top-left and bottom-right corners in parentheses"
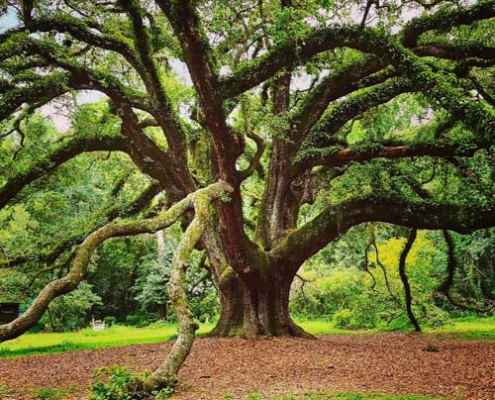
top-left (239, 99), bottom-right (266, 181)
top-left (142, 188), bottom-right (222, 391)
top-left (293, 273), bottom-right (315, 308)
top-left (369, 224), bottom-right (402, 305)
top-left (399, 229), bottom-right (421, 332)
top-left (437, 230), bottom-right (495, 313)
top-left (0, 182), bottom-right (233, 346)
top-left (438, 230), bottom-right (456, 297)
top-left (362, 242), bottom-right (378, 292)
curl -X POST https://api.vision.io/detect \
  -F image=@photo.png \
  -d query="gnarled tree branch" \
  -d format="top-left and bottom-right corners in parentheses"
top-left (272, 193), bottom-right (495, 270)
top-left (0, 181), bottom-right (233, 346)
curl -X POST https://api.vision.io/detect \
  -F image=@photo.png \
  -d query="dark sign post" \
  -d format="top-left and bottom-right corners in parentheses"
top-left (0, 303), bottom-right (20, 324)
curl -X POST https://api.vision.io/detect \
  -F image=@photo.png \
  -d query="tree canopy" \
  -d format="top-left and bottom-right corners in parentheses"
top-left (2, 0), bottom-right (495, 394)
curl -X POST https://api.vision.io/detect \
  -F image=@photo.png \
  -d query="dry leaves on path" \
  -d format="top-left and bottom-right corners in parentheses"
top-left (0, 333), bottom-right (494, 399)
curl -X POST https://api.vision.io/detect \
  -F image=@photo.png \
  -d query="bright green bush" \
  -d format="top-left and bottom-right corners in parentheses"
top-left (290, 230), bottom-right (453, 331)
top-left (332, 309), bottom-right (359, 330)
top-left (90, 366), bottom-right (136, 400)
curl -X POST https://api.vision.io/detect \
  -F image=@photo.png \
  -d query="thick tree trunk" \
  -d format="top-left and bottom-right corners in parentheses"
top-left (211, 266), bottom-right (313, 339)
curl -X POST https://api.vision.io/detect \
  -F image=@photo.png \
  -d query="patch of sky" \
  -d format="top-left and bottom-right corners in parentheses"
top-left (0, 7), bottom-right (19, 33)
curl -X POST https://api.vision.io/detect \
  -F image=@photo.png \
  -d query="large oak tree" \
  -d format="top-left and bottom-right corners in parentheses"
top-left (2, 0), bottom-right (495, 392)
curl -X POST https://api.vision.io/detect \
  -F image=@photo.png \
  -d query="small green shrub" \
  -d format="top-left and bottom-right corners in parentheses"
top-left (332, 309), bottom-right (362, 330)
top-left (32, 387), bottom-right (68, 399)
top-left (90, 365), bottom-right (175, 400)
top-left (153, 387), bottom-right (174, 399)
top-left (104, 316), bottom-right (117, 327)
top-left (380, 314), bottom-right (412, 331)
top-left (90, 365), bottom-right (136, 400)
top-left (423, 306), bottom-right (450, 329)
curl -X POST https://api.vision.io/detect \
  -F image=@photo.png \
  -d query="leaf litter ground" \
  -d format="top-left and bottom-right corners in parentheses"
top-left (0, 333), bottom-right (494, 399)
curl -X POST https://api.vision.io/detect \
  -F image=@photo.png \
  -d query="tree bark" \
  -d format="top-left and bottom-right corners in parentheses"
top-left (399, 229), bottom-right (421, 332)
top-left (211, 262), bottom-right (313, 339)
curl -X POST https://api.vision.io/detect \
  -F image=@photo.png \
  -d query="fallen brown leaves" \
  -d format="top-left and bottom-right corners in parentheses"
top-left (0, 333), bottom-right (494, 399)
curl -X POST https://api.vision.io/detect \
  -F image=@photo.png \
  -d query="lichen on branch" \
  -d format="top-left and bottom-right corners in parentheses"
top-left (0, 181), bottom-right (233, 346)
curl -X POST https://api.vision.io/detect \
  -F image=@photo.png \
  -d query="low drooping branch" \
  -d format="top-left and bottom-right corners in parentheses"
top-left (398, 229), bottom-right (421, 332)
top-left (436, 230), bottom-right (494, 313)
top-left (0, 181), bottom-right (233, 344)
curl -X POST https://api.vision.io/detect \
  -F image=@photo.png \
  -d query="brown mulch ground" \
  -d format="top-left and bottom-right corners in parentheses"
top-left (1, 333), bottom-right (495, 400)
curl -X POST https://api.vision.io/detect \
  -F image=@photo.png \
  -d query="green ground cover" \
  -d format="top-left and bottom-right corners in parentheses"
top-left (0, 322), bottom-right (215, 358)
top-left (428, 315), bottom-right (495, 340)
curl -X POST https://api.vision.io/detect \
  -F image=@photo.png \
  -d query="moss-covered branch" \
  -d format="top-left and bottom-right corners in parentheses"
top-left (294, 143), bottom-right (478, 174)
top-left (142, 187), bottom-right (220, 391)
top-left (119, 0), bottom-right (190, 154)
top-left (218, 27), bottom-right (360, 99)
top-left (402, 0), bottom-right (495, 48)
top-left (301, 78), bottom-right (414, 150)
top-left (0, 72), bottom-right (77, 121)
top-left (0, 181), bottom-right (233, 344)
top-left (271, 193), bottom-right (495, 270)
top-left (413, 44), bottom-right (495, 61)
top-left (0, 13), bottom-right (145, 75)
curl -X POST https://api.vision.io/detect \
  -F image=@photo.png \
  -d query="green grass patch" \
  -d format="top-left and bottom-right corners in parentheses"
top-left (427, 315), bottom-right (495, 340)
top-left (31, 387), bottom-right (73, 399)
top-left (0, 322), bottom-right (215, 359)
top-left (0, 319), bottom-right (360, 359)
top-left (0, 386), bottom-right (15, 395)
top-left (296, 319), bottom-right (371, 336)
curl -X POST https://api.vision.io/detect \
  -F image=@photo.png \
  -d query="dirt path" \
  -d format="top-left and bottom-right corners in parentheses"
top-left (1, 333), bottom-right (494, 399)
